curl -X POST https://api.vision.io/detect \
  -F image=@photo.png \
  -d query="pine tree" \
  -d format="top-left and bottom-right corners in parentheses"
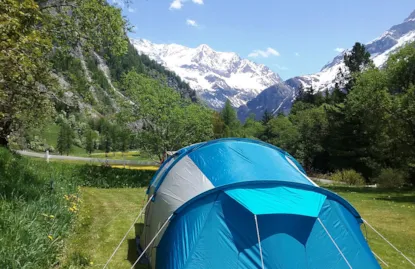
top-left (331, 83), bottom-right (346, 104)
top-left (212, 112), bottom-right (225, 138)
top-left (344, 42), bottom-right (372, 73)
top-left (261, 110), bottom-right (273, 125)
top-left (57, 122), bottom-right (73, 155)
top-left (343, 42), bottom-right (372, 92)
top-left (220, 100), bottom-right (238, 127)
top-left (220, 100), bottom-right (241, 136)
top-left (85, 128), bottom-right (95, 155)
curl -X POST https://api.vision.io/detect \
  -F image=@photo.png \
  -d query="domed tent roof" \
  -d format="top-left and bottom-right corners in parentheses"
top-left (139, 138), bottom-right (380, 269)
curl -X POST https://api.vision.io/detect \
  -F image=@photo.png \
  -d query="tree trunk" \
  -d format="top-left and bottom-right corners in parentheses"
top-left (0, 120), bottom-right (11, 147)
top-left (0, 135), bottom-right (8, 147)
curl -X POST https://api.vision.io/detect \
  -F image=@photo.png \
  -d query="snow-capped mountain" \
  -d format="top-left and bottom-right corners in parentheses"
top-left (237, 9), bottom-right (415, 121)
top-left (130, 39), bottom-right (284, 109)
top-left (289, 9), bottom-right (415, 92)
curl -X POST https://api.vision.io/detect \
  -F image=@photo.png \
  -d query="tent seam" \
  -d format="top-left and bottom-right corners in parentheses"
top-left (181, 192), bottom-right (221, 269)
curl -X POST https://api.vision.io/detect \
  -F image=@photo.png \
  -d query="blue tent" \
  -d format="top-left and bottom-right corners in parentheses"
top-left (139, 138), bottom-right (381, 269)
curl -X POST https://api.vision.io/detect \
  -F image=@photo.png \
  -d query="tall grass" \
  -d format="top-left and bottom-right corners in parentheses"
top-left (0, 148), bottom-right (155, 268)
top-left (0, 148), bottom-right (79, 268)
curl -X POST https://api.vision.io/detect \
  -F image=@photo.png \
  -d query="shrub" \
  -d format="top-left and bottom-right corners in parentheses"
top-left (375, 168), bottom-right (407, 188)
top-left (331, 169), bottom-right (365, 186)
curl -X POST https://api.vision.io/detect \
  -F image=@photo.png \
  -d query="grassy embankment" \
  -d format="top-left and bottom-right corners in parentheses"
top-left (0, 148), bottom-right (153, 269)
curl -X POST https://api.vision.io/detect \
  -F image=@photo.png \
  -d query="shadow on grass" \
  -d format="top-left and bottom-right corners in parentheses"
top-left (127, 223), bottom-right (148, 268)
top-left (375, 195), bottom-right (415, 203)
top-left (325, 185), bottom-right (415, 194)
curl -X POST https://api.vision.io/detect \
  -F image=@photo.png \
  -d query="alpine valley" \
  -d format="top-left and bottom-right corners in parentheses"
top-left (131, 9), bottom-right (415, 121)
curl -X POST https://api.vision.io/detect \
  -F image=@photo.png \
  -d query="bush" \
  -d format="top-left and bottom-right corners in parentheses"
top-left (331, 169), bottom-right (365, 186)
top-left (375, 168), bottom-right (407, 188)
top-left (78, 165), bottom-right (154, 188)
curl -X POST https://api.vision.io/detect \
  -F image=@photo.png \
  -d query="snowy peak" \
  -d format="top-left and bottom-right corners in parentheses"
top-left (131, 38), bottom-right (284, 109)
top-left (291, 9), bottom-right (415, 92)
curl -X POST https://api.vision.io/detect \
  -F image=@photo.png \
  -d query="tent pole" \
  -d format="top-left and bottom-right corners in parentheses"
top-left (363, 219), bottom-right (415, 267)
top-left (130, 214), bottom-right (173, 269)
top-left (317, 218), bottom-right (353, 269)
top-left (371, 250), bottom-right (389, 267)
top-left (254, 214), bottom-right (265, 269)
top-left (284, 156), bottom-right (319, 187)
top-left (102, 194), bottom-right (154, 269)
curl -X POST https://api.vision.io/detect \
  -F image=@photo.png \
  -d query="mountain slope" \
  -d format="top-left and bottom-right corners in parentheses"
top-left (290, 9), bottom-right (415, 91)
top-left (130, 39), bottom-right (283, 109)
top-left (237, 83), bottom-right (295, 122)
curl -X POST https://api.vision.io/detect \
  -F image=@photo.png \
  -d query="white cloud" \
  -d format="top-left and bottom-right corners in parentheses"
top-left (248, 47), bottom-right (280, 58)
top-left (128, 7), bottom-right (135, 13)
top-left (275, 64), bottom-right (288, 70)
top-left (170, 0), bottom-right (183, 9)
top-left (170, 0), bottom-right (203, 10)
top-left (186, 19), bottom-right (198, 27)
top-left (334, 48), bottom-right (345, 53)
top-left (295, 52), bottom-right (300, 57)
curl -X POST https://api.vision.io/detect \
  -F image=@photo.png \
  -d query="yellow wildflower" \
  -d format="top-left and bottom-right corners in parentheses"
top-left (90, 261), bottom-right (94, 265)
top-left (49, 215), bottom-right (55, 219)
top-left (48, 235), bottom-right (53, 241)
top-left (69, 207), bottom-right (75, 212)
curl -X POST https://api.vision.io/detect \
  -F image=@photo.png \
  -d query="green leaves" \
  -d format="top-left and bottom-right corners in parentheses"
top-left (121, 71), bottom-right (213, 159)
top-left (0, 0), bottom-right (54, 146)
top-left (385, 43), bottom-right (415, 93)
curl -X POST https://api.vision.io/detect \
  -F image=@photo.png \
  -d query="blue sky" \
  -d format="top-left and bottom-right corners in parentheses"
top-left (117, 0), bottom-right (414, 80)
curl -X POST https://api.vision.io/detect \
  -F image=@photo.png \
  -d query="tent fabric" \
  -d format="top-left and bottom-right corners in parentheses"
top-left (140, 138), bottom-right (381, 269)
top-left (157, 188), bottom-right (380, 269)
top-left (225, 186), bottom-right (326, 217)
top-left (187, 140), bottom-right (312, 187)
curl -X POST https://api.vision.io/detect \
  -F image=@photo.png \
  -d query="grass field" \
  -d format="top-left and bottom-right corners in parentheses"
top-left (328, 186), bottom-right (415, 268)
top-left (63, 188), bottom-right (148, 269)
top-left (66, 186), bottom-right (415, 269)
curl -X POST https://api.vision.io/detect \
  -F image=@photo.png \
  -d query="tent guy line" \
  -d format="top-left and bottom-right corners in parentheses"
top-left (130, 214), bottom-right (173, 269)
top-left (102, 194), bottom-right (154, 269)
top-left (363, 218), bottom-right (415, 267)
